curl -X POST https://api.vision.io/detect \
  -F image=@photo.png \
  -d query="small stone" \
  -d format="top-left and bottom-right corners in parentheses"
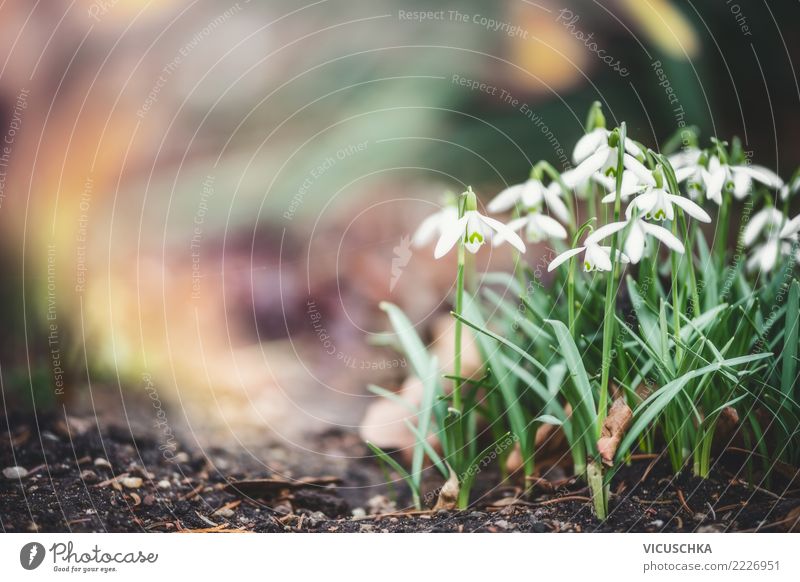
top-left (157, 479), bottom-right (171, 489)
top-left (174, 452), bottom-right (190, 464)
top-left (351, 507), bottom-right (367, 520)
top-left (93, 458), bottom-right (111, 469)
top-left (3, 466), bottom-right (28, 479)
top-left (648, 519), bottom-right (664, 528)
top-left (213, 507), bottom-right (235, 518)
top-left (359, 523), bottom-right (375, 532)
top-left (79, 470), bottom-right (98, 482)
top-left (307, 511), bottom-right (328, 526)
top-left (494, 519), bottom-right (511, 530)
top-left (120, 477), bottom-right (143, 489)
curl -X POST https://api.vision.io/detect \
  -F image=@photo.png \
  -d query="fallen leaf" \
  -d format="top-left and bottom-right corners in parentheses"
top-left (597, 398), bottom-right (633, 466)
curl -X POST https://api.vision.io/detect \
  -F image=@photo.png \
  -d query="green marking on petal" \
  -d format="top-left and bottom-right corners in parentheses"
top-left (468, 232), bottom-right (484, 244)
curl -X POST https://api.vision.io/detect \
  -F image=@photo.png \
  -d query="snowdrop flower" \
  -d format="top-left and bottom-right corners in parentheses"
top-left (780, 173), bottom-right (800, 201)
top-left (586, 218), bottom-right (685, 264)
top-left (680, 156), bottom-right (783, 203)
top-left (488, 175), bottom-right (570, 223)
top-left (494, 211), bottom-right (567, 245)
top-left (598, 171), bottom-right (652, 203)
top-left (573, 127), bottom-right (643, 165)
top-left (548, 238), bottom-right (630, 273)
top-left (570, 131), bottom-right (653, 189)
top-left (413, 204), bottom-right (458, 248)
top-left (668, 146), bottom-right (702, 170)
top-left (744, 209), bottom-right (800, 272)
top-left (433, 190), bottom-right (526, 259)
top-left (625, 185), bottom-right (711, 223)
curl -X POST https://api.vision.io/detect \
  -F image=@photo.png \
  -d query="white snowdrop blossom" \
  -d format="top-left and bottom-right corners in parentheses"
top-left (668, 146), bottom-right (702, 170)
top-left (625, 186), bottom-right (712, 223)
top-left (494, 211), bottom-right (567, 245)
top-left (570, 133), bottom-right (653, 190)
top-left (434, 209), bottom-right (525, 259)
top-left (678, 156), bottom-right (783, 204)
top-left (586, 218), bottom-right (685, 264)
top-left (743, 209), bottom-right (800, 272)
top-left (548, 239), bottom-right (630, 273)
top-left (412, 205), bottom-right (458, 248)
top-left (488, 177), bottom-right (570, 223)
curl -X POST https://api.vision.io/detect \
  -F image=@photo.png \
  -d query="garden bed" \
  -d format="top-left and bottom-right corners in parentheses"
top-left (3, 414), bottom-right (798, 533)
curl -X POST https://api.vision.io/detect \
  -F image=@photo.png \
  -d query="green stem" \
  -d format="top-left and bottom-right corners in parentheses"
top-left (587, 461), bottom-right (608, 520)
top-left (453, 240), bottom-right (465, 412)
top-left (671, 218), bottom-right (682, 362)
top-left (598, 123), bottom-right (626, 434)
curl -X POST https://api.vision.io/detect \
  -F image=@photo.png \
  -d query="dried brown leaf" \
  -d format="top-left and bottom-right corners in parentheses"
top-left (597, 398), bottom-right (633, 466)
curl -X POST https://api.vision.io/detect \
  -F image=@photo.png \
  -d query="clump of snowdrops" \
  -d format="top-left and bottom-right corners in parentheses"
top-left (368, 102), bottom-right (800, 519)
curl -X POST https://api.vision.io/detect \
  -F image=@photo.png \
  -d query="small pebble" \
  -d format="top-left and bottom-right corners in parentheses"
top-left (307, 511), bottom-right (328, 526)
top-left (213, 507), bottom-right (235, 518)
top-left (3, 466), bottom-right (28, 479)
top-left (359, 524), bottom-right (375, 532)
top-left (648, 519), bottom-right (664, 528)
top-left (351, 507), bottom-right (367, 520)
top-left (94, 458), bottom-right (111, 469)
top-left (80, 469), bottom-right (98, 482)
top-left (494, 519), bottom-right (511, 530)
top-left (174, 452), bottom-right (190, 464)
top-left (120, 477), bottom-right (143, 489)
top-left (157, 479), bottom-right (171, 489)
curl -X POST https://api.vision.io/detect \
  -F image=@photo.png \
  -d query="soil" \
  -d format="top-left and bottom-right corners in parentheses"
top-left (3, 412), bottom-right (799, 533)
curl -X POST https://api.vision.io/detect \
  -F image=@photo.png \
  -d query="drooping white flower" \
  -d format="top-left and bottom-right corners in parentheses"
top-left (744, 210), bottom-right (800, 272)
top-left (679, 156), bottom-right (783, 203)
top-left (488, 177), bottom-right (570, 223)
top-left (586, 218), bottom-right (685, 264)
top-left (548, 240), bottom-right (630, 273)
top-left (668, 146), bottom-right (702, 170)
top-left (412, 205), bottom-right (458, 248)
top-left (494, 211), bottom-right (567, 245)
top-left (434, 209), bottom-right (525, 258)
top-left (625, 186), bottom-right (712, 223)
top-left (595, 171), bottom-right (649, 202)
top-left (573, 128), bottom-right (643, 164)
top-left (570, 133), bottom-right (653, 190)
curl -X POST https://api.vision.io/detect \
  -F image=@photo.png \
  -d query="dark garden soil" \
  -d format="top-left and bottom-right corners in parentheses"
top-left (2, 412), bottom-right (799, 534)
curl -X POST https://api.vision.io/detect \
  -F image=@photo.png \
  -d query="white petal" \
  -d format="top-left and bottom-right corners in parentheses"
top-left (413, 210), bottom-right (445, 247)
top-left (532, 214), bottom-right (568, 239)
top-left (704, 167), bottom-right (726, 205)
top-left (585, 220), bottom-right (627, 245)
top-left (623, 139), bottom-right (643, 159)
top-left (434, 214), bottom-right (468, 258)
top-left (570, 147), bottom-right (610, 186)
top-left (760, 240), bottom-right (779, 271)
top-left (492, 216), bottom-right (527, 246)
top-left (743, 208), bottom-right (779, 246)
top-left (624, 222), bottom-right (646, 264)
top-left (640, 221), bottom-right (685, 254)
top-left (573, 128), bottom-right (607, 164)
top-left (669, 148), bottom-right (701, 169)
top-left (548, 246), bottom-right (584, 272)
top-left (780, 214), bottom-right (800, 239)
top-left (586, 244), bottom-right (613, 271)
top-left (732, 171), bottom-right (752, 199)
top-left (626, 190), bottom-right (658, 219)
top-left (520, 180), bottom-right (545, 208)
top-left (736, 165), bottom-right (784, 189)
top-left (478, 213), bottom-right (526, 254)
top-left (667, 194), bottom-right (711, 223)
top-left (542, 185), bottom-right (571, 222)
top-left (674, 166), bottom-right (695, 183)
top-left (591, 172), bottom-right (615, 191)
top-left (487, 183), bottom-right (524, 213)
top-left (623, 155), bottom-right (655, 185)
